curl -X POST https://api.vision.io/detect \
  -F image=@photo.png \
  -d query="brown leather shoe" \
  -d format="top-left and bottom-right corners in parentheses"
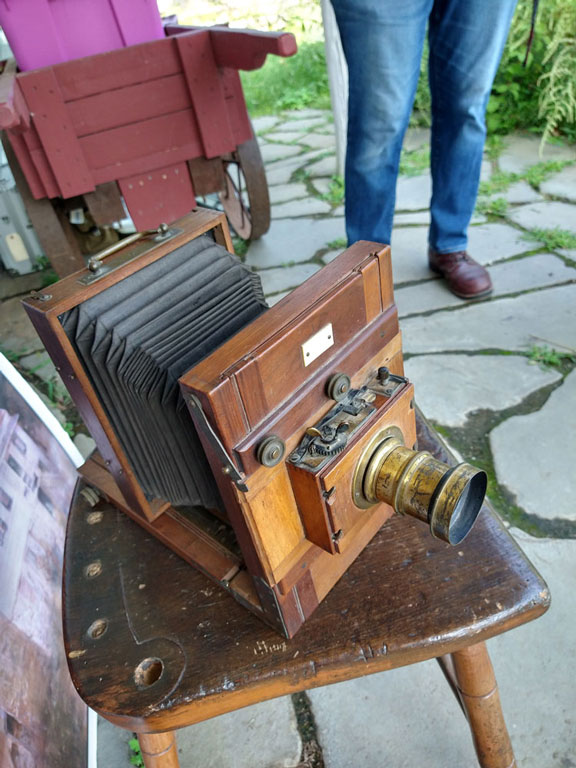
top-left (428, 248), bottom-right (493, 299)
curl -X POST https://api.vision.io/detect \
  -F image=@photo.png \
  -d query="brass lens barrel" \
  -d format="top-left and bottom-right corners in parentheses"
top-left (358, 435), bottom-right (486, 544)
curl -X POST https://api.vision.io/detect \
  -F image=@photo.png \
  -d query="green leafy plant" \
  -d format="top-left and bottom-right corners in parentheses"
top-left (478, 171), bottom-right (516, 197)
top-left (322, 175), bottom-right (345, 205)
top-left (326, 237), bottom-right (347, 250)
top-left (527, 344), bottom-right (576, 369)
top-left (241, 41), bottom-right (330, 116)
top-left (523, 227), bottom-right (576, 250)
top-left (129, 738), bottom-right (144, 768)
top-left (475, 197), bottom-right (508, 217)
top-left (232, 236), bottom-right (249, 258)
top-left (0, 345), bottom-right (22, 364)
top-left (487, 0), bottom-right (576, 142)
top-left (523, 160), bottom-right (571, 186)
top-left (399, 146), bottom-right (430, 177)
top-left (536, 1), bottom-right (576, 145)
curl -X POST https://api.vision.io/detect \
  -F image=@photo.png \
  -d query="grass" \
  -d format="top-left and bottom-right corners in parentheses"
top-left (475, 197), bottom-right (508, 217)
top-left (399, 146), bottom-right (430, 177)
top-left (129, 738), bottom-right (144, 767)
top-left (522, 227), bottom-right (576, 250)
top-left (321, 175), bottom-right (345, 205)
top-left (527, 344), bottom-right (576, 370)
top-left (232, 236), bottom-right (249, 258)
top-left (241, 41), bottom-right (331, 116)
top-left (326, 237), bottom-right (347, 250)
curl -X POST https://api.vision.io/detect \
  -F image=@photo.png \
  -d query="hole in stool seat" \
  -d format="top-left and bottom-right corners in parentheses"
top-left (134, 657), bottom-right (164, 688)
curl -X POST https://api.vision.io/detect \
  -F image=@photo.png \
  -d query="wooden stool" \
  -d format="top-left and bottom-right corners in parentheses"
top-left (62, 416), bottom-right (549, 768)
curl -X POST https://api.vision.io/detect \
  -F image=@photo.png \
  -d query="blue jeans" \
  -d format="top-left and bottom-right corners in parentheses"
top-left (331, 0), bottom-right (517, 253)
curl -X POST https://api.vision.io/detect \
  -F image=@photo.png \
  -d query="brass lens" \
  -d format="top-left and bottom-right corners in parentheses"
top-left (353, 433), bottom-right (486, 544)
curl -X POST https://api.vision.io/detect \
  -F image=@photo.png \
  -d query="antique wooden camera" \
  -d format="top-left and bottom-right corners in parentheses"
top-left (23, 210), bottom-right (486, 637)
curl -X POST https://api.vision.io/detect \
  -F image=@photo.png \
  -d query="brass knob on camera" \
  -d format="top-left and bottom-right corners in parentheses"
top-left (352, 427), bottom-right (486, 545)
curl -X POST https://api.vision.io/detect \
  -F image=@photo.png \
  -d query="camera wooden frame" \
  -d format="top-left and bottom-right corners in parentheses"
top-left (24, 209), bottom-right (417, 637)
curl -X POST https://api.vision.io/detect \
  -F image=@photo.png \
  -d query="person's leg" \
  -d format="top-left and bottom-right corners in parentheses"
top-left (427, 0), bottom-right (518, 254)
top-left (331, 0), bottom-right (433, 245)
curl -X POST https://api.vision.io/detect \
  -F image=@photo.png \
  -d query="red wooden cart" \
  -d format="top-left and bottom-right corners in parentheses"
top-left (0, 25), bottom-right (296, 275)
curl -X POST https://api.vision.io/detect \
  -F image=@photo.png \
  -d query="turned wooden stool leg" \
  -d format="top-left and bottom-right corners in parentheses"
top-left (450, 642), bottom-right (516, 768)
top-left (138, 731), bottom-right (180, 768)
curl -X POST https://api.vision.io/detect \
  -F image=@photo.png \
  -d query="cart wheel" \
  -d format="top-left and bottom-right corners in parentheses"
top-left (219, 134), bottom-right (270, 241)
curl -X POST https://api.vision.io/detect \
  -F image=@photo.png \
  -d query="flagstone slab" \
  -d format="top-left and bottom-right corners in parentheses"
top-left (540, 164), bottom-right (576, 202)
top-left (501, 180), bottom-right (543, 204)
top-left (405, 354), bottom-right (561, 427)
top-left (97, 696), bottom-right (301, 768)
top-left (257, 263), bottom-right (320, 295)
top-left (309, 529), bottom-right (576, 767)
top-left (400, 284), bottom-right (576, 355)
top-left (487, 530), bottom-right (576, 767)
top-left (306, 155), bottom-right (338, 178)
top-left (388, 227), bottom-right (433, 284)
top-left (300, 132), bottom-right (336, 150)
top-left (260, 143), bottom-right (303, 163)
top-left (311, 178), bottom-right (332, 197)
top-left (394, 211), bottom-right (431, 226)
top-left (252, 116), bottom-right (280, 133)
top-left (467, 222), bottom-right (533, 263)
top-left (246, 217), bottom-right (345, 268)
top-left (402, 127), bottom-right (430, 151)
top-left (266, 159), bottom-right (307, 186)
top-left (395, 173), bottom-right (432, 211)
top-left (269, 183), bottom-right (309, 205)
top-left (481, 159), bottom-right (492, 181)
top-left (507, 201), bottom-right (576, 234)
top-left (272, 197), bottom-right (332, 218)
top-left (491, 370), bottom-right (576, 521)
top-left (321, 249), bottom-right (343, 264)
top-left (498, 134), bottom-right (576, 174)
top-left (263, 131), bottom-right (305, 144)
top-left (266, 290), bottom-right (290, 307)
top-left (273, 117), bottom-right (328, 133)
top-left (395, 253), bottom-right (576, 316)
top-left (0, 296), bottom-right (45, 356)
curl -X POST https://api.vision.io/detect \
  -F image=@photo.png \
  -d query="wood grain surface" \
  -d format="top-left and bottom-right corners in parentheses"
top-left (63, 413), bottom-right (549, 733)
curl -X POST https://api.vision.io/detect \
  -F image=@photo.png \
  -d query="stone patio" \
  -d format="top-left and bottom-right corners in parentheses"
top-left (1, 108), bottom-right (574, 767)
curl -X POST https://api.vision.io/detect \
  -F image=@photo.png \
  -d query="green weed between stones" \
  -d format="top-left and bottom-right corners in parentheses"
top-left (433, 382), bottom-right (576, 539)
top-left (523, 227), bottom-right (576, 250)
top-left (326, 237), bottom-right (347, 250)
top-left (321, 175), bottom-right (345, 205)
top-left (527, 344), bottom-right (576, 371)
top-left (478, 161), bottom-right (572, 199)
top-left (129, 738), bottom-right (143, 767)
top-left (476, 197), bottom-right (509, 217)
top-left (232, 236), bottom-right (249, 259)
top-left (399, 146), bottom-right (430, 177)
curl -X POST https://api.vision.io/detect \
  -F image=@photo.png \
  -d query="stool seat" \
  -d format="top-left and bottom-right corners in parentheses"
top-left (62, 414), bottom-right (549, 766)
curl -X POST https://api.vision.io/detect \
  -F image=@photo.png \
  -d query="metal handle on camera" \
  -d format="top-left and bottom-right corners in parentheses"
top-left (87, 223), bottom-right (169, 273)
